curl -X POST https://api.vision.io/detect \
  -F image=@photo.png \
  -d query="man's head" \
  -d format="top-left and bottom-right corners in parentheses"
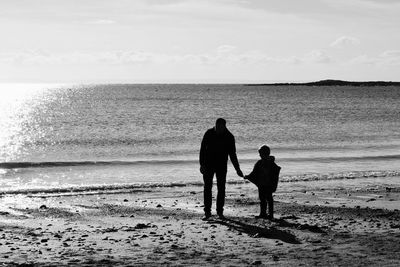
top-left (215, 118), bottom-right (227, 135)
top-left (258, 145), bottom-right (270, 159)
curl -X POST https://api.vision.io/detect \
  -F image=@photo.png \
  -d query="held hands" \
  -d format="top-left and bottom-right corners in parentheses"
top-left (236, 169), bottom-right (244, 178)
top-left (201, 166), bottom-right (244, 178)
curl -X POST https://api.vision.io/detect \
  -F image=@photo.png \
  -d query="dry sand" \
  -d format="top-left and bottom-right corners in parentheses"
top-left (0, 179), bottom-right (399, 266)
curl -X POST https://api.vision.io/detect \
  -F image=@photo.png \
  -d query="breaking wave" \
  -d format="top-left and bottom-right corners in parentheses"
top-left (1, 170), bottom-right (399, 196)
top-left (0, 160), bottom-right (196, 169)
top-left (1, 154), bottom-right (400, 169)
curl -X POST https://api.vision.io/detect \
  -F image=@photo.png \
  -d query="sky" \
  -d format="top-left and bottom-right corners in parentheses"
top-left (0, 0), bottom-right (399, 83)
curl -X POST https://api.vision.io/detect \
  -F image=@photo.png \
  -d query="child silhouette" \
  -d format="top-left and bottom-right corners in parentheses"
top-left (245, 145), bottom-right (280, 219)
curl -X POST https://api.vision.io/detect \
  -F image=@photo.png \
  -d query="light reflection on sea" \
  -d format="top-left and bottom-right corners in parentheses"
top-left (0, 84), bottom-right (65, 162)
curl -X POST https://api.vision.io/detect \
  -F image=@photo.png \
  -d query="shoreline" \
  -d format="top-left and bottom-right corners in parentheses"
top-left (1, 179), bottom-right (399, 266)
top-left (2, 169), bottom-right (400, 196)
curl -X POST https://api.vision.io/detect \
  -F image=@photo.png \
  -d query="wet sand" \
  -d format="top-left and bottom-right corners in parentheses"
top-left (1, 179), bottom-right (399, 266)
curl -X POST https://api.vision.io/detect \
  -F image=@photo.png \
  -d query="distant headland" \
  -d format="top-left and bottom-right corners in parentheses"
top-left (246, 79), bottom-right (400, 87)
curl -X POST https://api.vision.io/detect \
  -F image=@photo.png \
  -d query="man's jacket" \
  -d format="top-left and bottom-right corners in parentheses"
top-left (199, 128), bottom-right (240, 172)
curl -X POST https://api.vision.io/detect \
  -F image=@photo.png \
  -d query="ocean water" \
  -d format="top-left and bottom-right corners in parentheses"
top-left (1, 83), bottom-right (399, 194)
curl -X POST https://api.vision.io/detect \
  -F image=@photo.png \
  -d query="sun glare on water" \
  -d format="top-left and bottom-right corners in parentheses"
top-left (0, 83), bottom-right (65, 162)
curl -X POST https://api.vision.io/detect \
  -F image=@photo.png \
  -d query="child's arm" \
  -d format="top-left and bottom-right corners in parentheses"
top-left (245, 161), bottom-right (260, 180)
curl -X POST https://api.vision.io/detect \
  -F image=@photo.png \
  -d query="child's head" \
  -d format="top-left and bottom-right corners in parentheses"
top-left (258, 145), bottom-right (270, 159)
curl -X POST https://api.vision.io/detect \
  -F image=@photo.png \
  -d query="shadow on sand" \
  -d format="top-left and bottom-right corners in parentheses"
top-left (211, 217), bottom-right (302, 244)
top-left (274, 217), bottom-right (327, 234)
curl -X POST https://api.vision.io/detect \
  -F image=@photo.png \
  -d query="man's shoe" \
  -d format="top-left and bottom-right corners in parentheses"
top-left (255, 214), bottom-right (268, 219)
top-left (217, 213), bottom-right (225, 220)
top-left (202, 213), bottom-right (211, 221)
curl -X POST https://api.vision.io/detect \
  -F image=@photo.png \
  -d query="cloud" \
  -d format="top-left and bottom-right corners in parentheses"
top-left (330, 36), bottom-right (360, 48)
top-left (0, 50), bottom-right (154, 65)
top-left (325, 0), bottom-right (400, 9)
top-left (217, 45), bottom-right (237, 54)
top-left (0, 50), bottom-right (54, 64)
top-left (87, 19), bottom-right (116, 25)
top-left (380, 50), bottom-right (400, 65)
top-left (0, 48), bottom-right (337, 67)
top-left (381, 50), bottom-right (400, 58)
top-left (303, 50), bottom-right (332, 63)
top-left (360, 0), bottom-right (400, 5)
top-left (350, 55), bottom-right (378, 65)
top-left (350, 50), bottom-right (400, 66)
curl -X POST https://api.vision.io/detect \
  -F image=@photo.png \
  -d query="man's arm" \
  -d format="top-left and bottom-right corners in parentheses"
top-left (228, 135), bottom-right (243, 177)
top-left (199, 131), bottom-right (208, 173)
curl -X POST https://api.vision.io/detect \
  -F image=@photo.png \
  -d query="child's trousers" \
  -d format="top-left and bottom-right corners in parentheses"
top-left (258, 186), bottom-right (273, 217)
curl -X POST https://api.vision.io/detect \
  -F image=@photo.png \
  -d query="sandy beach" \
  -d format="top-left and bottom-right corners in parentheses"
top-left (1, 178), bottom-right (399, 266)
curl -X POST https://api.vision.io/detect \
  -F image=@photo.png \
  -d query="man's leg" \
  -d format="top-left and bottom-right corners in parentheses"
top-left (203, 171), bottom-right (214, 217)
top-left (215, 170), bottom-right (227, 216)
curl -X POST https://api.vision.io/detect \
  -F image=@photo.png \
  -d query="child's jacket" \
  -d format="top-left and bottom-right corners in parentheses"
top-left (246, 156), bottom-right (280, 192)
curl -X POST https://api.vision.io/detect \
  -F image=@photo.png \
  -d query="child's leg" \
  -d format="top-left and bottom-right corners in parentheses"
top-left (266, 192), bottom-right (274, 218)
top-left (258, 187), bottom-right (267, 216)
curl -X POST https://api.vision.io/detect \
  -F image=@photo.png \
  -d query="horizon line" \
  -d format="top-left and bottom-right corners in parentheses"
top-left (1, 79), bottom-right (400, 86)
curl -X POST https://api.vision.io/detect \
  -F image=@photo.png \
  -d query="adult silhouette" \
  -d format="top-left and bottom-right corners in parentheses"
top-left (200, 118), bottom-right (243, 220)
